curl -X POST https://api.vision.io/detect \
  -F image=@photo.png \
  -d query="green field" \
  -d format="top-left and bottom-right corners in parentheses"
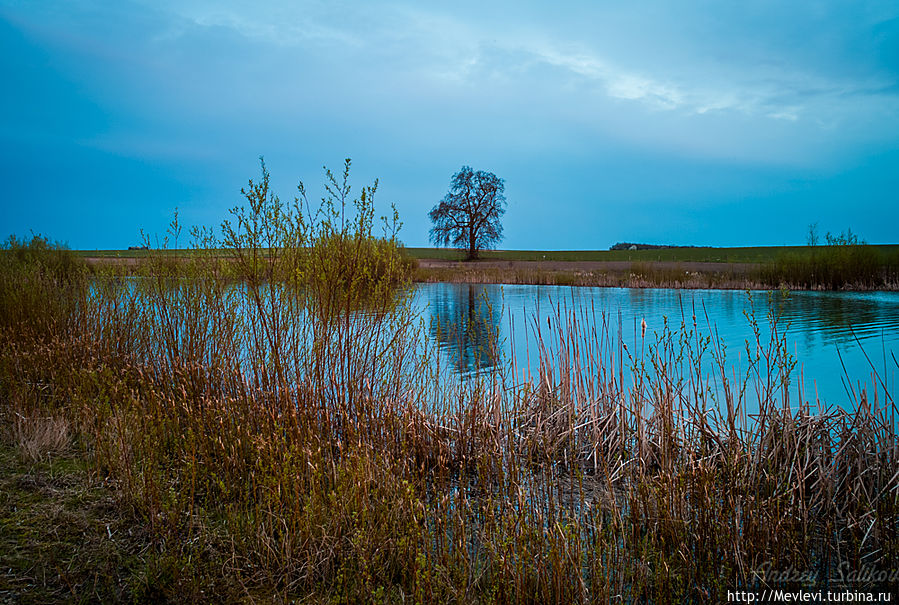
top-left (80, 244), bottom-right (899, 264)
top-left (404, 244), bottom-right (899, 263)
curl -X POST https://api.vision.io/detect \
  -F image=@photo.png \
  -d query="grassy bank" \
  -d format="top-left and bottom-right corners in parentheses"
top-left (414, 253), bottom-right (899, 291)
top-left (4, 171), bottom-right (898, 601)
top-left (79, 244), bottom-right (899, 290)
top-left (413, 261), bottom-right (765, 289)
top-left (412, 244), bottom-right (899, 290)
top-left (0, 440), bottom-right (165, 602)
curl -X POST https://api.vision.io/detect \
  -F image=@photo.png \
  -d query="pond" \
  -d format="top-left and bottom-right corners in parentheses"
top-left (414, 283), bottom-right (899, 410)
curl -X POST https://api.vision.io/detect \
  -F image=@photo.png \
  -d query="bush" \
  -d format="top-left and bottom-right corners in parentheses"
top-left (221, 158), bottom-right (414, 309)
top-left (0, 235), bottom-right (87, 335)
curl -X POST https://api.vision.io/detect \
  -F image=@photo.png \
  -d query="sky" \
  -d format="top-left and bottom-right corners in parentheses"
top-left (1, 0), bottom-right (898, 250)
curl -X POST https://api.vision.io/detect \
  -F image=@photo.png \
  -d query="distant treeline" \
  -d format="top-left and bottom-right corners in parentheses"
top-left (609, 242), bottom-right (698, 251)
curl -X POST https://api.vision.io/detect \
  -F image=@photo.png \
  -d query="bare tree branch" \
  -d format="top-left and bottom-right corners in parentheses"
top-left (428, 166), bottom-right (506, 260)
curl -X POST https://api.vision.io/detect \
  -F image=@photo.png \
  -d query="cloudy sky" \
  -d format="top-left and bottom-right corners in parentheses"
top-left (2, 0), bottom-right (897, 249)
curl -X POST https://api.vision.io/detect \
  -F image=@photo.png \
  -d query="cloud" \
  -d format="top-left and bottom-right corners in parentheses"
top-left (766, 109), bottom-right (800, 122)
top-left (116, 1), bottom-right (899, 128)
top-left (168, 5), bottom-right (362, 48)
top-left (1, 0), bottom-right (897, 249)
top-left (3, 0), bottom-right (897, 167)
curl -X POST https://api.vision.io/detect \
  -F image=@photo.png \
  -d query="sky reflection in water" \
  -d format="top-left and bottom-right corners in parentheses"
top-left (415, 283), bottom-right (899, 410)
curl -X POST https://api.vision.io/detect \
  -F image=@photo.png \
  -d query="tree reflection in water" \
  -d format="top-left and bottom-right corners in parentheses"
top-left (428, 283), bottom-right (502, 375)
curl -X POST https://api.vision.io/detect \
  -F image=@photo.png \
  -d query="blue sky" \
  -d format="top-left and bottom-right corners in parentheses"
top-left (1, 0), bottom-right (897, 250)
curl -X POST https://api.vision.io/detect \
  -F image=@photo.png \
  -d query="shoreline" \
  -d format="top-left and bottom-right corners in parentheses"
top-left (80, 255), bottom-right (899, 291)
top-left (412, 258), bottom-right (899, 291)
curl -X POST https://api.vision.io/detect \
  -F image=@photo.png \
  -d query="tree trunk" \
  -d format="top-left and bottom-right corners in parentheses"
top-left (468, 231), bottom-right (477, 260)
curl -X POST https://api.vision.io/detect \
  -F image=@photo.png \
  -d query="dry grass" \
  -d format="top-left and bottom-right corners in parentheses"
top-left (415, 262), bottom-right (769, 289)
top-left (10, 412), bottom-right (71, 463)
top-left (2, 167), bottom-right (897, 602)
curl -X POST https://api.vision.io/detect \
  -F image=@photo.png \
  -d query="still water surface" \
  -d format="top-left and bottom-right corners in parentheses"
top-left (413, 284), bottom-right (899, 409)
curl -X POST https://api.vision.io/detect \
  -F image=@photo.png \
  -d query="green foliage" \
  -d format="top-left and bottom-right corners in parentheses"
top-left (301, 158), bottom-right (415, 310)
top-left (220, 157), bottom-right (414, 307)
top-left (2, 234), bottom-right (85, 282)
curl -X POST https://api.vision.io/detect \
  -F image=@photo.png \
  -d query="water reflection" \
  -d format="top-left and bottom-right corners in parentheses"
top-left (416, 284), bottom-right (899, 406)
top-left (426, 283), bottom-right (502, 375)
top-left (775, 291), bottom-right (899, 345)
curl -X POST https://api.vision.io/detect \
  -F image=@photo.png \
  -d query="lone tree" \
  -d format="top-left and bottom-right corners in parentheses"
top-left (429, 166), bottom-right (506, 260)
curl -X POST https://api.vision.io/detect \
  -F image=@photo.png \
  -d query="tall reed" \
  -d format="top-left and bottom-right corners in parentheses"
top-left (761, 244), bottom-right (899, 289)
top-left (1, 164), bottom-right (896, 601)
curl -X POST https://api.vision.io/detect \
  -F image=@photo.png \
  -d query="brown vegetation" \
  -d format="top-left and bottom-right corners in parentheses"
top-left (414, 258), bottom-right (766, 289)
top-left (2, 170), bottom-right (897, 601)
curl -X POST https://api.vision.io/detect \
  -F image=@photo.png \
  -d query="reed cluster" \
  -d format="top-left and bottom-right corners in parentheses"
top-left (1, 167), bottom-right (897, 602)
top-left (760, 244), bottom-right (899, 290)
top-left (415, 262), bottom-right (765, 290)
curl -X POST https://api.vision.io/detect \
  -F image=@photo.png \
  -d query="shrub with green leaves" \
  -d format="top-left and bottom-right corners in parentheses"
top-left (220, 157), bottom-right (414, 308)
